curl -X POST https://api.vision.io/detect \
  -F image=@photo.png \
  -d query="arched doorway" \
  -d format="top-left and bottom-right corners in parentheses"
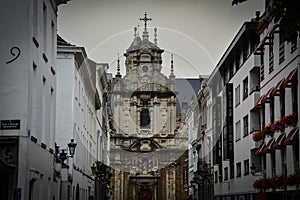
top-left (138, 189), bottom-right (152, 200)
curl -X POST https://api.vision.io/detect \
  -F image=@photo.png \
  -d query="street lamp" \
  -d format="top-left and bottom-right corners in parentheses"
top-left (56, 139), bottom-right (77, 168)
top-left (67, 139), bottom-right (77, 157)
top-left (91, 163), bottom-right (97, 175)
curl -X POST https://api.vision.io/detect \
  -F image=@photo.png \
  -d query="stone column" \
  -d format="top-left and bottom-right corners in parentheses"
top-left (153, 97), bottom-right (159, 135)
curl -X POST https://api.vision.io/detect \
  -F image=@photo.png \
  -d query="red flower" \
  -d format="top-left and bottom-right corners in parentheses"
top-left (280, 113), bottom-right (297, 127)
top-left (271, 121), bottom-right (284, 132)
top-left (287, 173), bottom-right (300, 186)
top-left (253, 131), bottom-right (265, 142)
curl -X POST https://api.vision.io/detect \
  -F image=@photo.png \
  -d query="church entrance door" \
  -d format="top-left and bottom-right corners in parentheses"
top-left (138, 189), bottom-right (152, 200)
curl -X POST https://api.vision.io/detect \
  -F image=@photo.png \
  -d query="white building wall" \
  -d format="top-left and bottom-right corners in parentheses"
top-left (56, 46), bottom-right (101, 199)
top-left (0, 0), bottom-right (62, 199)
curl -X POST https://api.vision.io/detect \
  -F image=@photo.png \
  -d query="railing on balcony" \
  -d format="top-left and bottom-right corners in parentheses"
top-left (279, 43), bottom-right (285, 64)
top-left (269, 52), bottom-right (274, 73)
top-left (260, 63), bottom-right (265, 81)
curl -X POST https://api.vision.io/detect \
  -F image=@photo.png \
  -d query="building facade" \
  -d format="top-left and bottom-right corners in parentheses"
top-left (109, 14), bottom-right (189, 200)
top-left (192, 0), bottom-right (300, 199)
top-left (189, 78), bottom-right (214, 200)
top-left (56, 38), bottom-right (111, 200)
top-left (250, 0), bottom-right (300, 199)
top-left (0, 0), bottom-right (69, 199)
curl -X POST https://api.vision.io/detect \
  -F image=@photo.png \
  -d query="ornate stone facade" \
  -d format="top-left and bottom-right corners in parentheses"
top-left (109, 13), bottom-right (188, 200)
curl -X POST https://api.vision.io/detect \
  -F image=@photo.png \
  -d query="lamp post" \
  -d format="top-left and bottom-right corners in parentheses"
top-left (91, 161), bottom-right (111, 200)
top-left (56, 139), bottom-right (77, 168)
top-left (55, 139), bottom-right (77, 200)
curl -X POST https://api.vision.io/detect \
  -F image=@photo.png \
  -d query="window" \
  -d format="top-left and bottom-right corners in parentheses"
top-left (235, 85), bottom-right (240, 107)
top-left (230, 163), bottom-right (234, 179)
top-left (214, 171), bottom-right (218, 183)
top-left (280, 90), bottom-right (285, 117)
top-left (292, 73), bottom-right (298, 113)
top-left (271, 151), bottom-right (276, 176)
top-left (243, 115), bottom-right (249, 137)
top-left (291, 38), bottom-right (297, 53)
top-left (236, 54), bottom-right (241, 70)
top-left (140, 109), bottom-right (150, 128)
top-left (235, 120), bottom-right (241, 141)
top-left (270, 96), bottom-right (274, 123)
top-left (243, 77), bottom-right (248, 100)
top-left (224, 167), bottom-right (228, 181)
top-left (244, 159), bottom-right (249, 176)
top-left (236, 162), bottom-right (241, 177)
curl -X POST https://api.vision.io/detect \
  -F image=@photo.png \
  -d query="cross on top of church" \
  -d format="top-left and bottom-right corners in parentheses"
top-left (140, 12), bottom-right (152, 32)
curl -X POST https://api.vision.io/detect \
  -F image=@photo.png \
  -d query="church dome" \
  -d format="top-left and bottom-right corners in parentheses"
top-left (126, 36), bottom-right (162, 53)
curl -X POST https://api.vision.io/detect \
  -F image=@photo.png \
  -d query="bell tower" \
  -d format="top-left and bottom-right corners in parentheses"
top-left (110, 13), bottom-right (186, 200)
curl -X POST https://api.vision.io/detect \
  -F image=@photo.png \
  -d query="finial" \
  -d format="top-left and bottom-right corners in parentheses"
top-left (171, 54), bottom-right (174, 75)
top-left (139, 12), bottom-right (152, 40)
top-left (116, 54), bottom-right (122, 78)
top-left (137, 24), bottom-right (140, 36)
top-left (134, 27), bottom-right (137, 37)
top-left (154, 27), bottom-right (157, 45)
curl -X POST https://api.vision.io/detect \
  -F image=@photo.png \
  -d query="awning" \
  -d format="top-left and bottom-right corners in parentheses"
top-left (271, 78), bottom-right (285, 96)
top-left (283, 68), bottom-right (297, 87)
top-left (255, 143), bottom-right (265, 156)
top-left (284, 127), bottom-right (299, 145)
top-left (253, 24), bottom-right (279, 55)
top-left (272, 133), bottom-right (285, 150)
top-left (253, 95), bottom-right (265, 110)
top-left (263, 138), bottom-right (275, 153)
top-left (261, 87), bottom-right (274, 104)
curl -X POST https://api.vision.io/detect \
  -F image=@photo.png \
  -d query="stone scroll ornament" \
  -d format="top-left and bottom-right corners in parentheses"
top-left (6, 46), bottom-right (21, 64)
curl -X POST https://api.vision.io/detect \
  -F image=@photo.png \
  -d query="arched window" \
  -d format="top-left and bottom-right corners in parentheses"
top-left (140, 109), bottom-right (150, 128)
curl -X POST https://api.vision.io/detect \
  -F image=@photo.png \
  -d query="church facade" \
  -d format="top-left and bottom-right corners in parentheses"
top-left (109, 13), bottom-right (189, 200)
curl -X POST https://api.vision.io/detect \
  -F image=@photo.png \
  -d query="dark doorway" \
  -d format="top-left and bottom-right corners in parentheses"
top-left (0, 172), bottom-right (9, 200)
top-left (138, 189), bottom-right (152, 200)
top-left (75, 184), bottom-right (80, 200)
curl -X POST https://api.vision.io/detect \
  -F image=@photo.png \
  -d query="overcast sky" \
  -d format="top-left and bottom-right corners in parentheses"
top-left (57, 0), bottom-right (264, 77)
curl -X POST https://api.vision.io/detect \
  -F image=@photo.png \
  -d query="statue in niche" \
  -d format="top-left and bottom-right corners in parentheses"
top-left (161, 108), bottom-right (167, 130)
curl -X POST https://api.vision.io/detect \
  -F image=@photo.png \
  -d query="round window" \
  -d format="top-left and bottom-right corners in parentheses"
top-left (142, 65), bottom-right (148, 72)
